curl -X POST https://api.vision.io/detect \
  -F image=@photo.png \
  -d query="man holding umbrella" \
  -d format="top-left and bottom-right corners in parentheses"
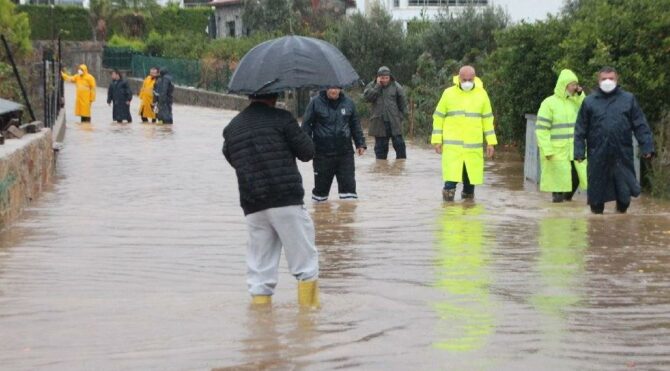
top-left (223, 93), bottom-right (320, 308)
top-left (225, 35), bottom-right (362, 308)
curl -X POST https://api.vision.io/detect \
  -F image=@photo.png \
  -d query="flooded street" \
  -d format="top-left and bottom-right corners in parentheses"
top-left (1, 85), bottom-right (670, 370)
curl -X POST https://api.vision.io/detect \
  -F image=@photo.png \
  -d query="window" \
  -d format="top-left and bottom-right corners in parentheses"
top-left (394, 0), bottom-right (400, 7)
top-left (408, 0), bottom-right (488, 5)
top-left (227, 21), bottom-right (236, 38)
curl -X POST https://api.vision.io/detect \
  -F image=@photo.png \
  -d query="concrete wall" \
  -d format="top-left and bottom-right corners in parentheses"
top-left (0, 128), bottom-right (54, 230)
top-left (98, 68), bottom-right (250, 112)
top-left (33, 41), bottom-right (104, 78)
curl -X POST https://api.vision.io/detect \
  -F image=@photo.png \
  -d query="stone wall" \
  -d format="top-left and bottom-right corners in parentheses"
top-left (0, 128), bottom-right (54, 230)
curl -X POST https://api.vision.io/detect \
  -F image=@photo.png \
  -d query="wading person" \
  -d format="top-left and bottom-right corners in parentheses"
top-left (431, 65), bottom-right (497, 202)
top-left (574, 66), bottom-right (654, 214)
top-left (139, 67), bottom-right (159, 123)
top-left (153, 68), bottom-right (174, 124)
top-left (223, 93), bottom-right (320, 308)
top-left (536, 69), bottom-right (588, 202)
top-left (302, 87), bottom-right (366, 202)
top-left (61, 64), bottom-right (96, 123)
top-left (363, 66), bottom-right (408, 160)
top-left (107, 69), bottom-right (133, 123)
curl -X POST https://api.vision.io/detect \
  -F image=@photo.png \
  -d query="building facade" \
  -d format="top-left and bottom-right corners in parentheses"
top-left (210, 0), bottom-right (245, 38)
top-left (353, 0), bottom-right (490, 28)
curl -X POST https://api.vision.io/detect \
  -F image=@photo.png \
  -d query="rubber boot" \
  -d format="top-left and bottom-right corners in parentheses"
top-left (552, 192), bottom-right (564, 203)
top-left (251, 295), bottom-right (271, 305)
top-left (442, 189), bottom-right (455, 202)
top-left (461, 191), bottom-right (474, 200)
top-left (590, 203), bottom-right (605, 214)
top-left (616, 201), bottom-right (630, 214)
top-left (298, 280), bottom-right (320, 308)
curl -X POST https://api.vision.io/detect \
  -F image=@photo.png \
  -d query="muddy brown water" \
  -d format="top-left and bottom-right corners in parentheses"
top-left (1, 86), bottom-right (670, 370)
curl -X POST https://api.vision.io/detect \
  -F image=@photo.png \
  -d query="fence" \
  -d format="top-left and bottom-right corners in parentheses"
top-left (102, 47), bottom-right (232, 92)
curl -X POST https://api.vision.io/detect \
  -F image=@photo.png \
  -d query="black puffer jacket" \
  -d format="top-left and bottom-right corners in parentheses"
top-left (223, 102), bottom-right (315, 215)
top-left (301, 91), bottom-right (366, 156)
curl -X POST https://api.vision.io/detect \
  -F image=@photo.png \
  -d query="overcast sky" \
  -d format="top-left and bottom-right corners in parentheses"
top-left (492, 0), bottom-right (566, 22)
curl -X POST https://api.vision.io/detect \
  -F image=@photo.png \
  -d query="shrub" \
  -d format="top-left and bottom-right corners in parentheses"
top-left (17, 5), bottom-right (92, 41)
top-left (107, 34), bottom-right (145, 52)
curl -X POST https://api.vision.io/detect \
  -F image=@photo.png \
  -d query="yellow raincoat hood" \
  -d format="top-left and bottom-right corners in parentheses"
top-left (553, 69), bottom-right (578, 98)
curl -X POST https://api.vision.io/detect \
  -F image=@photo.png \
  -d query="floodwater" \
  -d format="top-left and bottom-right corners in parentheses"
top-left (1, 85), bottom-right (670, 370)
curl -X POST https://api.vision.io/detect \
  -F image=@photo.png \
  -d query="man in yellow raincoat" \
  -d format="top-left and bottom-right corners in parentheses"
top-left (61, 64), bottom-right (96, 122)
top-left (432, 66), bottom-right (497, 202)
top-left (536, 69), bottom-right (587, 203)
top-left (138, 67), bottom-right (158, 123)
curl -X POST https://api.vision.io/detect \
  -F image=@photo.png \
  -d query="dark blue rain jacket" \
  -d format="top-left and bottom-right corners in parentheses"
top-left (574, 87), bottom-right (654, 205)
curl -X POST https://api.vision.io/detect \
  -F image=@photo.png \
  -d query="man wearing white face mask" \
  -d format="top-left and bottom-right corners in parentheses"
top-left (574, 66), bottom-right (655, 214)
top-left (431, 65), bottom-right (497, 202)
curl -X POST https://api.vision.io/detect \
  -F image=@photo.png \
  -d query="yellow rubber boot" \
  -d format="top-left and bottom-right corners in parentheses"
top-left (251, 295), bottom-right (272, 305)
top-left (298, 280), bottom-right (320, 308)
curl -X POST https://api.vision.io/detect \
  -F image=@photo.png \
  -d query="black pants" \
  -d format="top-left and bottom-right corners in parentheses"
top-left (312, 154), bottom-right (357, 201)
top-left (444, 164), bottom-right (475, 194)
top-left (374, 121), bottom-right (406, 159)
top-left (590, 200), bottom-right (630, 214)
top-left (81, 116), bottom-right (90, 122)
top-left (553, 161), bottom-right (580, 201)
top-left (141, 117), bottom-right (156, 123)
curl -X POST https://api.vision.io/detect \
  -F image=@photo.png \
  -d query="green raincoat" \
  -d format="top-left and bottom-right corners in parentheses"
top-left (536, 69), bottom-right (588, 192)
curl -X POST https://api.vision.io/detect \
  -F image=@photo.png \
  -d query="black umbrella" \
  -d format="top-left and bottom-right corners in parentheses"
top-left (227, 35), bottom-right (360, 95)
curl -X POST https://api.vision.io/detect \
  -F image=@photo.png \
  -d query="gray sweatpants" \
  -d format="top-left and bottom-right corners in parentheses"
top-left (245, 205), bottom-right (319, 296)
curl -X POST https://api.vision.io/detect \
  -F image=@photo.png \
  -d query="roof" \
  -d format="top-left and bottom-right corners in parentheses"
top-left (209, 0), bottom-right (241, 7)
top-left (0, 98), bottom-right (23, 116)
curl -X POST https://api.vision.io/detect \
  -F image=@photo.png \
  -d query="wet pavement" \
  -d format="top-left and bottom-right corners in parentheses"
top-left (1, 85), bottom-right (670, 370)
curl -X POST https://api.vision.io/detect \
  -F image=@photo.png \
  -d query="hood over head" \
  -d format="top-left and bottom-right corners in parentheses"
top-left (554, 69), bottom-right (579, 97)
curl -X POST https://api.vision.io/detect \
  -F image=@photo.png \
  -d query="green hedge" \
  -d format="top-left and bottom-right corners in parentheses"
top-left (150, 7), bottom-right (212, 37)
top-left (17, 5), bottom-right (92, 41)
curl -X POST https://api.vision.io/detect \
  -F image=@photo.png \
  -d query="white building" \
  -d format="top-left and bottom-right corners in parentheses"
top-left (353, 0), bottom-right (490, 28)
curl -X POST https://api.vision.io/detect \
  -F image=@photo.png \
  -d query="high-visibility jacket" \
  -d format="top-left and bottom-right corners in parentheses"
top-left (432, 76), bottom-right (497, 184)
top-left (61, 64), bottom-right (96, 117)
top-left (434, 204), bottom-right (493, 351)
top-left (138, 75), bottom-right (157, 119)
top-left (536, 69), bottom-right (587, 192)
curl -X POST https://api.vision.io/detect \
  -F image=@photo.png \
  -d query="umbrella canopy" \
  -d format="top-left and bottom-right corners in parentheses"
top-left (227, 35), bottom-right (360, 95)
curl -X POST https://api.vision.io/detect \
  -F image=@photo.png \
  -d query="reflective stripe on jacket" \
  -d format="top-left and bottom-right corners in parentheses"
top-left (431, 76), bottom-right (497, 184)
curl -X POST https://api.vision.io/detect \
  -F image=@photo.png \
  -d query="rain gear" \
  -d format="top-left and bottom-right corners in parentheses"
top-left (61, 64), bottom-right (96, 118)
top-left (432, 76), bottom-right (497, 184)
top-left (138, 75), bottom-right (157, 120)
top-left (363, 76), bottom-right (407, 137)
top-left (302, 90), bottom-right (366, 201)
top-left (107, 77), bottom-right (132, 122)
top-left (153, 69), bottom-right (174, 123)
top-left (574, 86), bottom-right (654, 206)
top-left (536, 69), bottom-right (588, 192)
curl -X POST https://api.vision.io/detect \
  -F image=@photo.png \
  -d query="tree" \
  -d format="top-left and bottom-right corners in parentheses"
top-left (0, 0), bottom-right (32, 56)
top-left (89, 0), bottom-right (113, 42)
top-left (418, 6), bottom-right (509, 68)
top-left (330, 4), bottom-right (407, 82)
top-left (484, 17), bottom-right (570, 144)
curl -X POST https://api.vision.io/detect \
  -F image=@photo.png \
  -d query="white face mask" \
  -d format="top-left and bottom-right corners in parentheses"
top-left (599, 79), bottom-right (617, 93)
top-left (461, 81), bottom-right (474, 91)
top-left (77, 69), bottom-right (84, 75)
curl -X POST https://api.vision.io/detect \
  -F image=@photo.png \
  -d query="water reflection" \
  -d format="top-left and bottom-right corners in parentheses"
top-left (433, 203), bottom-right (494, 352)
top-left (312, 201), bottom-right (361, 284)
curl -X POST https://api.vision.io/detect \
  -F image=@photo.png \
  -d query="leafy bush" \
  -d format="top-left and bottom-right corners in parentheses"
top-left (1, 0), bottom-right (32, 55)
top-left (150, 6), bottom-right (212, 37)
top-left (203, 32), bottom-right (276, 62)
top-left (484, 17), bottom-right (570, 145)
top-left (17, 5), bottom-right (92, 41)
top-left (107, 34), bottom-right (145, 52)
top-left (144, 31), bottom-right (207, 59)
